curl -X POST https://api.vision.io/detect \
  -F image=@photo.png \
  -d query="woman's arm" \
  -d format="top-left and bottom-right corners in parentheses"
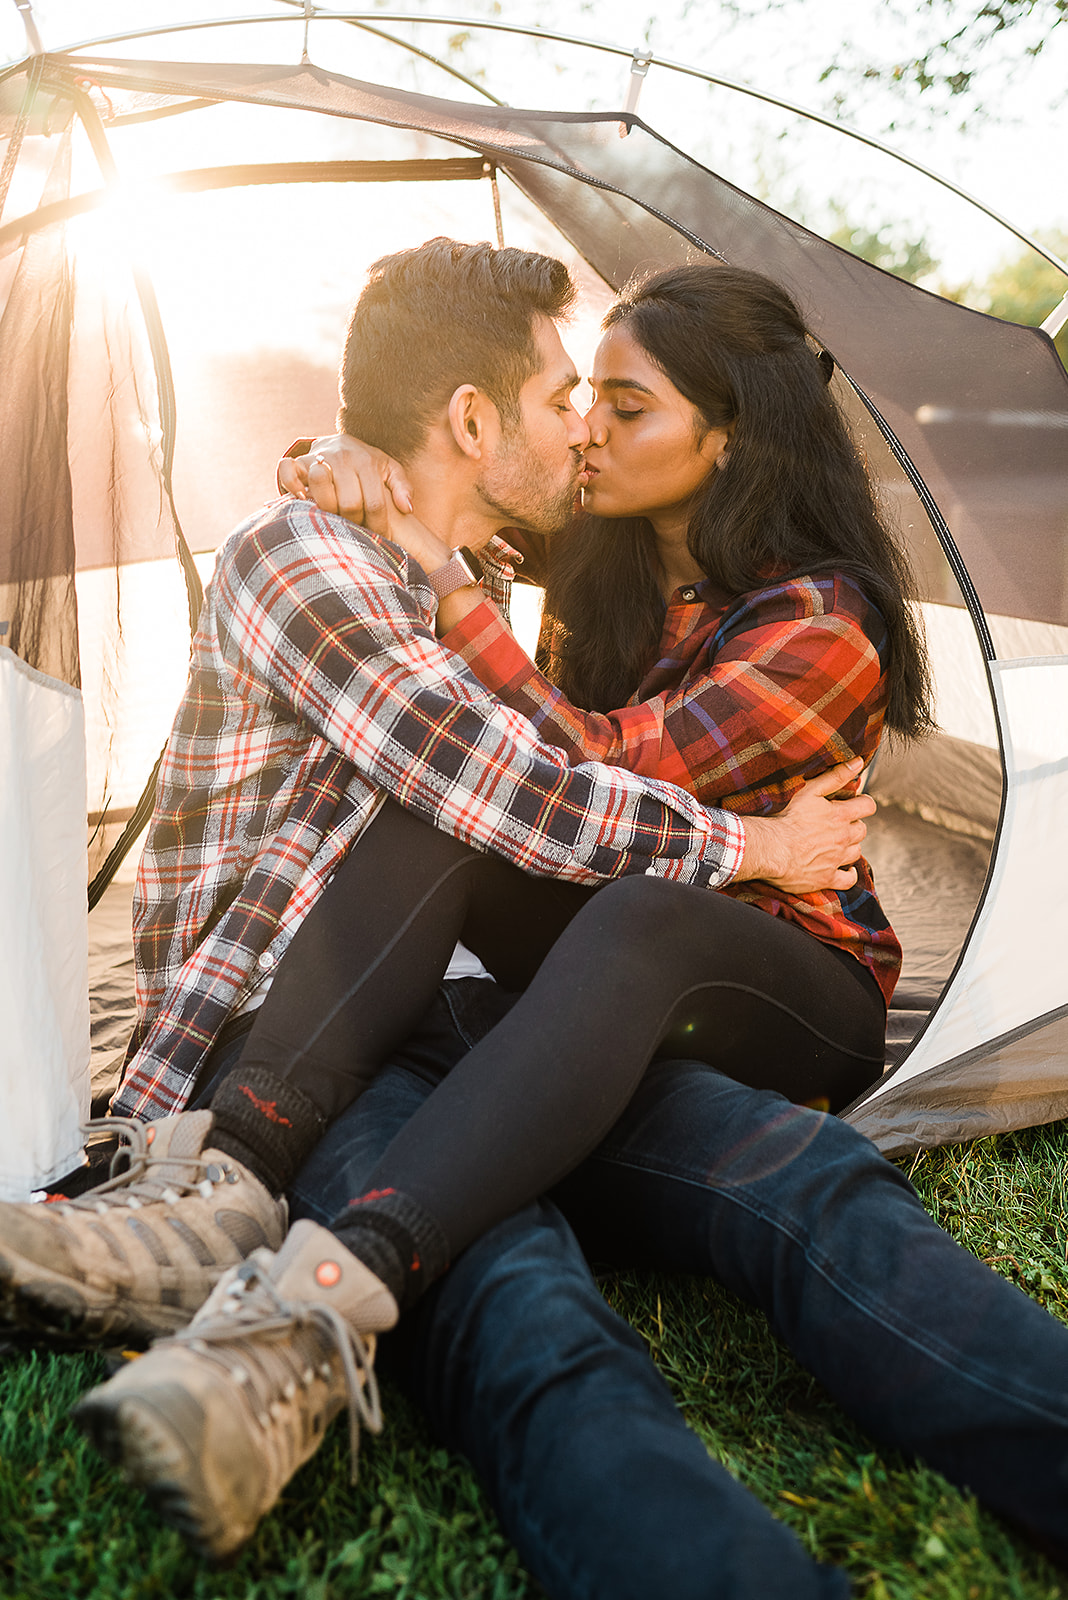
top-left (276, 436), bottom-right (552, 583)
top-left (442, 575), bottom-right (886, 810)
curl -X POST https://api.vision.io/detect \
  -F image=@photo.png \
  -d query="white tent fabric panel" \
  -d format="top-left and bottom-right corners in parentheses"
top-left (863, 654), bottom-right (1068, 1097)
top-left (918, 603), bottom-right (998, 751)
top-left (0, 648), bottom-right (90, 1198)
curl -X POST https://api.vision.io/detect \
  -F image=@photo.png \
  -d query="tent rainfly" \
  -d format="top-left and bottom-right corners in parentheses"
top-left (1, 12), bottom-right (1067, 1199)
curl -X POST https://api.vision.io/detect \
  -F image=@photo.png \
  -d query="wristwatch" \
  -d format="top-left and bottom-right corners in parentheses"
top-left (428, 546), bottom-right (483, 601)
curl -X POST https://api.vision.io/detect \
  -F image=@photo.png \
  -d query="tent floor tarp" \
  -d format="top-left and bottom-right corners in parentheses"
top-left (71, 801), bottom-right (992, 1193)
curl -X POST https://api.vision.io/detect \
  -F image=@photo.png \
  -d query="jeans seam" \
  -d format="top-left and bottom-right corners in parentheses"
top-left (586, 1152), bottom-right (1068, 1426)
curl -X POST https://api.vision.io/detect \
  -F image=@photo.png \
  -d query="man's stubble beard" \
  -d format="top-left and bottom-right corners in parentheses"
top-left (475, 432), bottom-right (583, 538)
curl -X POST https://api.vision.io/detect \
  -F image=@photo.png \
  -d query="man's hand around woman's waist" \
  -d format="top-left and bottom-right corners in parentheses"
top-left (738, 760), bottom-right (875, 894)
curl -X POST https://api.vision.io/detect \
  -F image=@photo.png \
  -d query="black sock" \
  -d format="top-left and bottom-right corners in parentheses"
top-left (331, 1188), bottom-right (450, 1312)
top-left (209, 1068), bottom-right (327, 1197)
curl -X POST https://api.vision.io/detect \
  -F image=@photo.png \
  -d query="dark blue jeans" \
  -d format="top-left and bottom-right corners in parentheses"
top-left (290, 980), bottom-right (1068, 1600)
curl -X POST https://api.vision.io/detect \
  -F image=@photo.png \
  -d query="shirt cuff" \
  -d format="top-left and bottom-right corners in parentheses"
top-left (718, 812), bottom-right (747, 884)
top-left (641, 809), bottom-right (746, 889)
top-left (440, 597), bottom-right (524, 690)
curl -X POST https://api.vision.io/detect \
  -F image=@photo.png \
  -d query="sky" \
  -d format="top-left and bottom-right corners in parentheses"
top-left (2, 0), bottom-right (1065, 287)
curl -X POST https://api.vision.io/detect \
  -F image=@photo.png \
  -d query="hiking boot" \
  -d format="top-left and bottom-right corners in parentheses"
top-left (0, 1113), bottom-right (287, 1348)
top-left (74, 1219), bottom-right (398, 1561)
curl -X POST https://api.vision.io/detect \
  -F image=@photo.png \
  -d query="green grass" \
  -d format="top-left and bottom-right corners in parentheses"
top-left (4, 1123), bottom-right (1068, 1599)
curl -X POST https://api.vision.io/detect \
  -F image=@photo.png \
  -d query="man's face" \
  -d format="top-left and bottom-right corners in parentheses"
top-left (475, 316), bottom-right (591, 537)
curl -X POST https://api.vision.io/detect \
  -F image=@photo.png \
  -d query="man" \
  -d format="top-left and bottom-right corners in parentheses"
top-left (4, 238), bottom-right (1067, 1597)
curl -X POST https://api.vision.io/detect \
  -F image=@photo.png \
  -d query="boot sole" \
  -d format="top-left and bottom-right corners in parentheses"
top-left (74, 1389), bottom-right (251, 1563)
top-left (0, 1246), bottom-right (200, 1350)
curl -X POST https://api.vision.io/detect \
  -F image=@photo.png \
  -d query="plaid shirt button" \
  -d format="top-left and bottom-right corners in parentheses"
top-left (257, 950), bottom-right (276, 971)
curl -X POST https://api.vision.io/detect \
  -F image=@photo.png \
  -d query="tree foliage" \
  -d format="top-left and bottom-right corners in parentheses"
top-left (823, 0), bottom-right (1066, 110)
top-left (963, 230), bottom-right (1068, 364)
top-left (709, 0), bottom-right (1066, 122)
top-left (827, 219), bottom-right (939, 285)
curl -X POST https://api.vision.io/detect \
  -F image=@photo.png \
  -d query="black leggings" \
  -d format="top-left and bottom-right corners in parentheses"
top-left (234, 800), bottom-right (887, 1260)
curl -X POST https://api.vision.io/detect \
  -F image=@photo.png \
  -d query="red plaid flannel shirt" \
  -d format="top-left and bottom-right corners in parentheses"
top-left (112, 500), bottom-right (746, 1120)
top-left (444, 568), bottom-right (901, 1005)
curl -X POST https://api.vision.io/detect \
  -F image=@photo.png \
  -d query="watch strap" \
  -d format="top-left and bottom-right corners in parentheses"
top-left (428, 546), bottom-right (483, 601)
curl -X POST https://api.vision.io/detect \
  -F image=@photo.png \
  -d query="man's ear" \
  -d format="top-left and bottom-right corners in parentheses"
top-left (448, 385), bottom-right (496, 460)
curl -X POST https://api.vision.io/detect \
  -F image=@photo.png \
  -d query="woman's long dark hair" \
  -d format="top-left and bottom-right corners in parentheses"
top-left (542, 264), bottom-right (934, 740)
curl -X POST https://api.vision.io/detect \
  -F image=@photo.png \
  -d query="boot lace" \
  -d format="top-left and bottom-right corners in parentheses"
top-left (55, 1117), bottom-right (240, 1211)
top-left (174, 1254), bottom-right (383, 1482)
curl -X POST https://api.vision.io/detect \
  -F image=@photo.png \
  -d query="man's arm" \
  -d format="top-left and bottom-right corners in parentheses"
top-left (216, 506), bottom-right (745, 891)
top-left (218, 507), bottom-right (872, 896)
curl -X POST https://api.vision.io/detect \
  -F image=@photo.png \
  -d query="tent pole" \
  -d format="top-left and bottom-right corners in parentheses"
top-left (482, 161), bottom-right (504, 249)
top-left (0, 52), bottom-right (42, 223)
top-left (66, 81), bottom-right (203, 639)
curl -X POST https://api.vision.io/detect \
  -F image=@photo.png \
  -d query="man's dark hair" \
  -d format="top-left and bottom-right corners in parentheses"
top-left (338, 237), bottom-right (576, 461)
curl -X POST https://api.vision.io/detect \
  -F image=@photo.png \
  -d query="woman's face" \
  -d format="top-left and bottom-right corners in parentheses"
top-left (580, 324), bottom-right (730, 528)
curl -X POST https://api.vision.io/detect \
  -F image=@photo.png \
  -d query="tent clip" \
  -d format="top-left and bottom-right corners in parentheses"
top-left (620, 46), bottom-right (653, 135)
top-left (1040, 291), bottom-right (1068, 341)
top-left (13, 0), bottom-right (44, 57)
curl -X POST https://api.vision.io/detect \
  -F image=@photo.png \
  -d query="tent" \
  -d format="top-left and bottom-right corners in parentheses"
top-left (2, 6), bottom-right (1067, 1199)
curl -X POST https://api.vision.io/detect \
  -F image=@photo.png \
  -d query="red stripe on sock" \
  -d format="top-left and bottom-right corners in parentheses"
top-left (346, 1187), bottom-right (397, 1207)
top-left (237, 1084), bottom-right (293, 1127)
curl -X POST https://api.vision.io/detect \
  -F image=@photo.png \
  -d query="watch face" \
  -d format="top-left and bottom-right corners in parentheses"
top-left (458, 547), bottom-right (483, 582)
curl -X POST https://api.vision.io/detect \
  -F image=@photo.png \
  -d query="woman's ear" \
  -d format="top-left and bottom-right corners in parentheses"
top-left (700, 421), bottom-right (732, 473)
top-left (715, 420), bottom-right (736, 471)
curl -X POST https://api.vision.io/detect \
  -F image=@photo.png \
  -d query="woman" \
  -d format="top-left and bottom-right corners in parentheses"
top-left (216, 261), bottom-right (931, 1313)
